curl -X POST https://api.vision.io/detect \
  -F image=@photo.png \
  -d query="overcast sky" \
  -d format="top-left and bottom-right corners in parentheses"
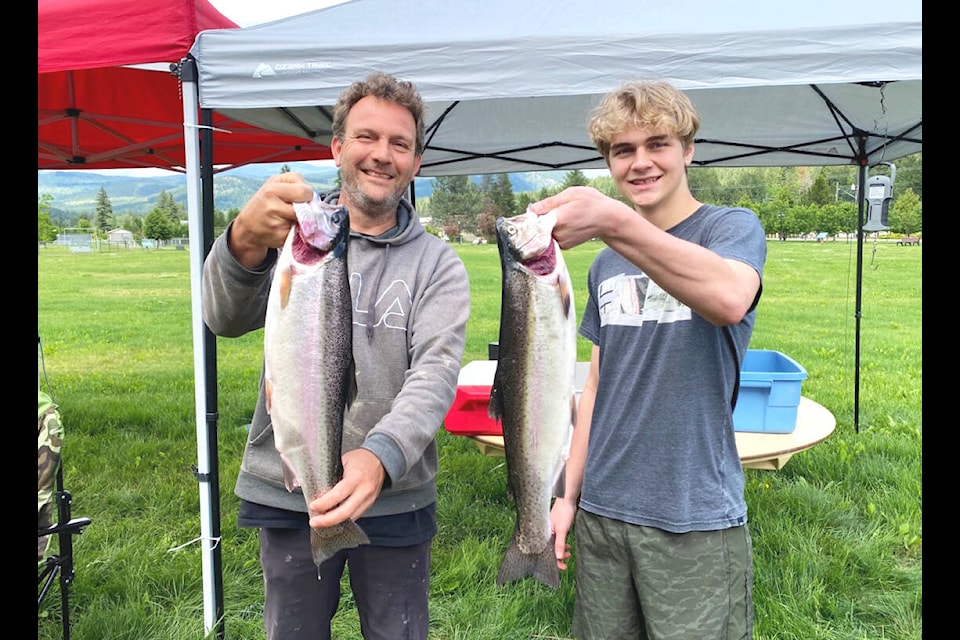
top-left (209, 0), bottom-right (350, 27)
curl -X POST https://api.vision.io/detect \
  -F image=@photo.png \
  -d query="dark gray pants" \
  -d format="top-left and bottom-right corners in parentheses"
top-left (260, 527), bottom-right (431, 640)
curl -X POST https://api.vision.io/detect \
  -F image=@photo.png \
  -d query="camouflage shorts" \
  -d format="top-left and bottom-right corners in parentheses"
top-left (572, 510), bottom-right (753, 640)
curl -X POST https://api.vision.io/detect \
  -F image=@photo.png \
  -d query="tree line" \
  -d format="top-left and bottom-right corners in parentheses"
top-left (39, 154), bottom-right (922, 244)
top-left (420, 154), bottom-right (922, 242)
top-left (38, 187), bottom-right (238, 245)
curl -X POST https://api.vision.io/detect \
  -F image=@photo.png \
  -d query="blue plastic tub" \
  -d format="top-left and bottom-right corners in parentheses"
top-left (733, 350), bottom-right (808, 434)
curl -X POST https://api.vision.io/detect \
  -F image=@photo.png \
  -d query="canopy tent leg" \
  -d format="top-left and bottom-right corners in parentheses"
top-left (179, 56), bottom-right (226, 640)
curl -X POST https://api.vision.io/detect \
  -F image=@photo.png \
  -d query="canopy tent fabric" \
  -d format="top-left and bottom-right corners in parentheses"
top-left (181, 3), bottom-right (920, 636)
top-left (38, 0), bottom-right (333, 172)
top-left (189, 0), bottom-right (921, 176)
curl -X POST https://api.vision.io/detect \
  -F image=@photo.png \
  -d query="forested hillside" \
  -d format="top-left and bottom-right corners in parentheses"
top-left (38, 154), bottom-right (922, 241)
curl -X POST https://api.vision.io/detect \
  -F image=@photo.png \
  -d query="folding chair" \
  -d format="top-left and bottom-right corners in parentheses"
top-left (38, 389), bottom-right (92, 640)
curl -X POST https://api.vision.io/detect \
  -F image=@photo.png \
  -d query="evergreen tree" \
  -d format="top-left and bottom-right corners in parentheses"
top-left (805, 172), bottom-right (833, 205)
top-left (515, 192), bottom-right (535, 216)
top-left (154, 190), bottom-right (187, 237)
top-left (561, 169), bottom-right (589, 189)
top-left (491, 173), bottom-right (516, 215)
top-left (156, 190), bottom-right (184, 225)
top-left (428, 176), bottom-right (481, 236)
top-left (95, 187), bottom-right (114, 234)
top-left (479, 174), bottom-right (495, 195)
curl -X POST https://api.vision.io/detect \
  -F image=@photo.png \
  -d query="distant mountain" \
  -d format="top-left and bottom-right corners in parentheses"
top-left (37, 162), bottom-right (338, 219)
top-left (38, 162), bottom-right (585, 220)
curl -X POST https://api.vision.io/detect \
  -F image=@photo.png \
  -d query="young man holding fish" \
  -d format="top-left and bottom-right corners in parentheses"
top-left (202, 72), bottom-right (470, 640)
top-left (534, 80), bottom-right (766, 639)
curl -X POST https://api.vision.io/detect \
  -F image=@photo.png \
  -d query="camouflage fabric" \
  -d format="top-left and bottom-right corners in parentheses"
top-left (38, 391), bottom-right (63, 562)
top-left (571, 510), bottom-right (754, 640)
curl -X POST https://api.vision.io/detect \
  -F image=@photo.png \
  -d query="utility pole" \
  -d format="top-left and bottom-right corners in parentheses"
top-left (835, 182), bottom-right (858, 202)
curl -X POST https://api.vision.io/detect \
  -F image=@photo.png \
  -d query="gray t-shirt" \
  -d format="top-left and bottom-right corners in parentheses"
top-left (578, 204), bottom-right (766, 533)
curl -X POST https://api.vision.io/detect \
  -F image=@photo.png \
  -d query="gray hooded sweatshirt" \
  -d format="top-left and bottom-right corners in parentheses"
top-left (202, 192), bottom-right (471, 517)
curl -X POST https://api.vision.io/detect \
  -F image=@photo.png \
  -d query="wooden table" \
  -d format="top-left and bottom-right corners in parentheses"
top-left (469, 396), bottom-right (835, 471)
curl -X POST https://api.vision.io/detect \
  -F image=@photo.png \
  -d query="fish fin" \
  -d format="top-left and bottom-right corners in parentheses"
top-left (343, 359), bottom-right (358, 411)
top-left (278, 264), bottom-right (293, 310)
top-left (550, 396), bottom-right (575, 500)
top-left (558, 266), bottom-right (574, 320)
top-left (279, 453), bottom-right (301, 493)
top-left (309, 519), bottom-right (371, 567)
top-left (496, 530), bottom-right (560, 589)
top-left (488, 379), bottom-right (503, 421)
top-left (552, 466), bottom-right (566, 500)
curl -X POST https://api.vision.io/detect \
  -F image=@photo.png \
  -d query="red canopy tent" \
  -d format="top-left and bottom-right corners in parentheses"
top-left (38, 0), bottom-right (333, 172)
top-left (38, 2), bottom-right (333, 637)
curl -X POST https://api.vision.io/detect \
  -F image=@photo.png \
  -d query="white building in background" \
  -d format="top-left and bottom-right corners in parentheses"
top-left (107, 229), bottom-right (135, 245)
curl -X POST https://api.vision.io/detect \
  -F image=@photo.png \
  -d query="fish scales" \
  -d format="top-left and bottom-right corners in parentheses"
top-left (263, 194), bottom-right (369, 568)
top-left (490, 209), bottom-right (577, 589)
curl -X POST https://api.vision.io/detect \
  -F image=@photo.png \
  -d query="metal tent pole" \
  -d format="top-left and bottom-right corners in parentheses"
top-left (178, 56), bottom-right (225, 639)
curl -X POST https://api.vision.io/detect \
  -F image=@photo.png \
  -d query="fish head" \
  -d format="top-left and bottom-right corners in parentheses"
top-left (496, 208), bottom-right (559, 276)
top-left (293, 193), bottom-right (349, 252)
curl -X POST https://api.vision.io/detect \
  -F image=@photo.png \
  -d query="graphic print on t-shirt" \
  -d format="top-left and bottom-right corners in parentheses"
top-left (597, 273), bottom-right (691, 327)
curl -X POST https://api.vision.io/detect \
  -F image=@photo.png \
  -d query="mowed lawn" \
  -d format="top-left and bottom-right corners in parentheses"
top-left (38, 238), bottom-right (921, 640)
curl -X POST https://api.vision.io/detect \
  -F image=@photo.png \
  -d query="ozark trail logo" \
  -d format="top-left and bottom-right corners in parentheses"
top-left (252, 63), bottom-right (276, 79)
top-left (252, 60), bottom-right (333, 79)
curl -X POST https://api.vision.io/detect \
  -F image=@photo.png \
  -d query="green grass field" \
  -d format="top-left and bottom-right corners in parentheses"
top-left (38, 238), bottom-right (921, 639)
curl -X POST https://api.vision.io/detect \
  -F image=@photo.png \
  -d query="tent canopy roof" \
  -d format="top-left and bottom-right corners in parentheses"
top-left (189, 0), bottom-right (921, 176)
top-left (38, 0), bottom-right (332, 172)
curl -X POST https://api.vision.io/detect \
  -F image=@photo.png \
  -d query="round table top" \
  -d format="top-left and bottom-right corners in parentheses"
top-left (471, 396), bottom-right (835, 471)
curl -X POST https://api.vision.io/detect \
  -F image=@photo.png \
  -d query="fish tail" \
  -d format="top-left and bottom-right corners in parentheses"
top-left (309, 519), bottom-right (371, 567)
top-left (495, 533), bottom-right (560, 589)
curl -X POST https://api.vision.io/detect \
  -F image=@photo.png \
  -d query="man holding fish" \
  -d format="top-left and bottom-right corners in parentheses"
top-left (202, 72), bottom-right (470, 640)
top-left (533, 80), bottom-right (766, 639)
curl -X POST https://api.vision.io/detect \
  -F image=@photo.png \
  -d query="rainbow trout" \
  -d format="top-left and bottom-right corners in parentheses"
top-left (264, 193), bottom-right (368, 567)
top-left (489, 208), bottom-right (577, 589)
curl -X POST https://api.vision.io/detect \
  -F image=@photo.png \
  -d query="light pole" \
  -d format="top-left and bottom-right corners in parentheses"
top-left (835, 182), bottom-right (858, 202)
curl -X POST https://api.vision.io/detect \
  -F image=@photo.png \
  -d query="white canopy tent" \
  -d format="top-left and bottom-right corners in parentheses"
top-left (187, 0), bottom-right (921, 175)
top-left (179, 1), bottom-right (921, 636)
